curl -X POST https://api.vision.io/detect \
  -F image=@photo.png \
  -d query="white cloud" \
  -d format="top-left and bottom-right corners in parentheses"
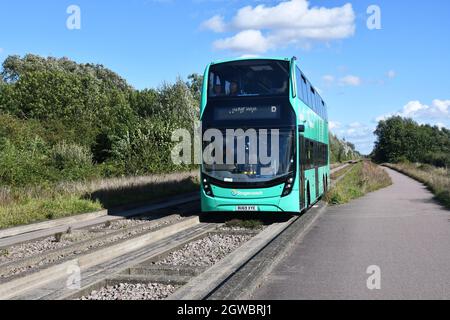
top-left (0, 48), bottom-right (3, 54)
top-left (203, 0), bottom-right (356, 54)
top-left (433, 99), bottom-right (450, 115)
top-left (202, 15), bottom-right (226, 33)
top-left (329, 121), bottom-right (341, 130)
top-left (377, 99), bottom-right (450, 123)
top-left (323, 74), bottom-right (362, 87)
top-left (332, 121), bottom-right (376, 154)
top-left (238, 54), bottom-right (261, 59)
top-left (213, 30), bottom-right (270, 54)
top-left (387, 70), bottom-right (396, 79)
top-left (349, 122), bottom-right (363, 128)
top-left (338, 75), bottom-right (361, 86)
top-left (322, 75), bottom-right (335, 84)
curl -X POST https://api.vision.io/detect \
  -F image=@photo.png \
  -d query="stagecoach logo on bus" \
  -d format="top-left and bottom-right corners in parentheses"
top-left (231, 189), bottom-right (264, 197)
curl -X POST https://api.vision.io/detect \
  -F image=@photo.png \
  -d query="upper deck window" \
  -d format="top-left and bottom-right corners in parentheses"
top-left (208, 60), bottom-right (290, 98)
top-left (295, 66), bottom-right (328, 121)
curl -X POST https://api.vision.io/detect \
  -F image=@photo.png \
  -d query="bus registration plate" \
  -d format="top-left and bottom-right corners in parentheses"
top-left (235, 206), bottom-right (258, 212)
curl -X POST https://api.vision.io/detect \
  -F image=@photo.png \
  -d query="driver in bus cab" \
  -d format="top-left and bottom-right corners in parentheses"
top-left (213, 77), bottom-right (224, 96)
top-left (229, 79), bottom-right (240, 96)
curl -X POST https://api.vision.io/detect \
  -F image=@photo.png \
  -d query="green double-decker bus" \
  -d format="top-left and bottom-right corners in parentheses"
top-left (200, 57), bottom-right (330, 214)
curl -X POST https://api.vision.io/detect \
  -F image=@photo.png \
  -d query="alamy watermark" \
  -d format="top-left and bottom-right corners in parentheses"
top-left (171, 122), bottom-right (281, 171)
top-left (66, 5), bottom-right (81, 30)
top-left (366, 265), bottom-right (381, 290)
top-left (66, 260), bottom-right (81, 290)
top-left (367, 5), bottom-right (382, 30)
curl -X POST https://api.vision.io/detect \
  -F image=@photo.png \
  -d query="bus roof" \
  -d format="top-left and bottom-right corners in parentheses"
top-left (210, 57), bottom-right (291, 65)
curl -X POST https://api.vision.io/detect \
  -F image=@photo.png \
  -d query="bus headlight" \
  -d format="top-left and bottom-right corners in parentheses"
top-left (282, 176), bottom-right (295, 197)
top-left (202, 175), bottom-right (214, 197)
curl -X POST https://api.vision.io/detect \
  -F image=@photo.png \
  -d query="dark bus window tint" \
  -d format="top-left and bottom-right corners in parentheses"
top-left (318, 96), bottom-right (323, 118)
top-left (314, 94), bottom-right (319, 114)
top-left (296, 68), bottom-right (306, 104)
top-left (322, 144), bottom-right (325, 166)
top-left (310, 87), bottom-right (316, 113)
top-left (208, 60), bottom-right (290, 98)
top-left (307, 82), bottom-right (313, 108)
top-left (320, 98), bottom-right (323, 118)
top-left (320, 100), bottom-right (324, 118)
top-left (302, 75), bottom-right (308, 105)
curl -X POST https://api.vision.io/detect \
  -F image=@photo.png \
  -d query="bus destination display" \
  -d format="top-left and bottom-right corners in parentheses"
top-left (214, 105), bottom-right (281, 121)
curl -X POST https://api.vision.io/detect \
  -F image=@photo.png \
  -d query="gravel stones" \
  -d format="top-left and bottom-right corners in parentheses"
top-left (0, 215), bottom-right (183, 279)
top-left (80, 283), bottom-right (178, 300)
top-left (79, 233), bottom-right (253, 300)
top-left (155, 233), bottom-right (252, 267)
top-left (0, 230), bottom-right (101, 264)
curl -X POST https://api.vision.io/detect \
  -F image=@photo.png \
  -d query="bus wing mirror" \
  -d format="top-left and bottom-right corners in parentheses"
top-left (298, 125), bottom-right (305, 133)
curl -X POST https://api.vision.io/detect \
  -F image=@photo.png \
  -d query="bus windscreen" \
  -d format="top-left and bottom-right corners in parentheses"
top-left (208, 60), bottom-right (290, 98)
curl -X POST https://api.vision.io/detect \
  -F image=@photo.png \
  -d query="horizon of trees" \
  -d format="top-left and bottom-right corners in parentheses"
top-left (372, 116), bottom-right (450, 168)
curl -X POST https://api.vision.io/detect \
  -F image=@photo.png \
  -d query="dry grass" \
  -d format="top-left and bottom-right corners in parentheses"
top-left (85, 171), bottom-right (199, 208)
top-left (326, 161), bottom-right (392, 205)
top-left (331, 165), bottom-right (353, 180)
top-left (384, 163), bottom-right (450, 209)
top-left (0, 171), bottom-right (199, 229)
top-left (330, 163), bottom-right (343, 170)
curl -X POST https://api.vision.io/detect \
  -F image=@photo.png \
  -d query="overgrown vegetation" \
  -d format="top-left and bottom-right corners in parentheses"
top-left (329, 133), bottom-right (361, 164)
top-left (0, 54), bottom-right (201, 186)
top-left (326, 161), bottom-right (392, 205)
top-left (0, 54), bottom-right (202, 228)
top-left (384, 163), bottom-right (450, 208)
top-left (372, 116), bottom-right (450, 168)
top-left (330, 163), bottom-right (355, 181)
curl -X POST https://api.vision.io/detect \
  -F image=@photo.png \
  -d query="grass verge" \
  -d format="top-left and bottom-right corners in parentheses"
top-left (0, 171), bottom-right (199, 230)
top-left (325, 161), bottom-right (392, 205)
top-left (384, 163), bottom-right (450, 209)
top-left (0, 195), bottom-right (102, 229)
top-left (331, 164), bottom-right (353, 181)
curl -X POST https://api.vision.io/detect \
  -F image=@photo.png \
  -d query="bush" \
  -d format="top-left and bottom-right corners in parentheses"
top-left (0, 137), bottom-right (52, 186)
top-left (48, 142), bottom-right (98, 181)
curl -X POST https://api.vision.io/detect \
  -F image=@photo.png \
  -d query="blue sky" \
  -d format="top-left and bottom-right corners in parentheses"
top-left (0, 0), bottom-right (449, 154)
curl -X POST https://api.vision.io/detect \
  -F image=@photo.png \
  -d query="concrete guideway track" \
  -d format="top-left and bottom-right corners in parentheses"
top-left (0, 193), bottom-right (199, 248)
top-left (21, 223), bottom-right (217, 300)
top-left (0, 163), bottom-right (359, 300)
top-left (253, 168), bottom-right (450, 300)
top-left (0, 215), bottom-right (203, 299)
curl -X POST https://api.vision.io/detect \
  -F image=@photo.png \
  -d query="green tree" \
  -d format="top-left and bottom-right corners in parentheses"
top-left (372, 116), bottom-right (450, 167)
